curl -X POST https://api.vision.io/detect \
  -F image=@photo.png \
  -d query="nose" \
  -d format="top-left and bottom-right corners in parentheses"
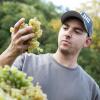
top-left (65, 29), bottom-right (72, 39)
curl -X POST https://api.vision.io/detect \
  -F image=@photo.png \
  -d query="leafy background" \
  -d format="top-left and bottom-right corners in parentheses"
top-left (0, 0), bottom-right (100, 86)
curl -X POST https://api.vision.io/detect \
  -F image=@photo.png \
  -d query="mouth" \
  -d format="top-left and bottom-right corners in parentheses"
top-left (61, 40), bottom-right (71, 45)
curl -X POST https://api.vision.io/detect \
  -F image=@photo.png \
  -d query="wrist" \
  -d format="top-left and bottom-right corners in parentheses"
top-left (0, 45), bottom-right (19, 66)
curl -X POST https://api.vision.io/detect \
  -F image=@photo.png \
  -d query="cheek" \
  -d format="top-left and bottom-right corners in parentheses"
top-left (72, 36), bottom-right (85, 48)
top-left (58, 35), bottom-right (60, 46)
top-left (58, 32), bottom-right (62, 43)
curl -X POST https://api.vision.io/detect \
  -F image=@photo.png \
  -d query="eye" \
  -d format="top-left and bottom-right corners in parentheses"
top-left (75, 29), bottom-right (83, 35)
top-left (63, 26), bottom-right (68, 30)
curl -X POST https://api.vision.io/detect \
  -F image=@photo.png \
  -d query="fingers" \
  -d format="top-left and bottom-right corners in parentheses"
top-left (11, 33), bottom-right (34, 54)
top-left (10, 18), bottom-right (34, 55)
top-left (15, 33), bottom-right (34, 45)
top-left (14, 18), bottom-right (25, 33)
top-left (14, 26), bottom-right (33, 39)
top-left (17, 45), bottom-right (29, 54)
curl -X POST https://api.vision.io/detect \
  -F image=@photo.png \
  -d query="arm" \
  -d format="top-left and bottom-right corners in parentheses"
top-left (0, 18), bottom-right (34, 66)
top-left (0, 45), bottom-right (17, 66)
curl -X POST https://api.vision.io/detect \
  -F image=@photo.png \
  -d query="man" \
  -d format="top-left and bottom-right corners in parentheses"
top-left (0, 10), bottom-right (100, 100)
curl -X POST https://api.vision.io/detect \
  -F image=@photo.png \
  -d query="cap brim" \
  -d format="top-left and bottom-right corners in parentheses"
top-left (61, 11), bottom-right (93, 36)
top-left (61, 11), bottom-right (84, 24)
top-left (61, 11), bottom-right (87, 32)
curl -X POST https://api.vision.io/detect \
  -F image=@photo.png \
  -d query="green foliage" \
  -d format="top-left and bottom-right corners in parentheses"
top-left (78, 48), bottom-right (100, 85)
top-left (0, 1), bottom-right (59, 53)
top-left (0, 0), bottom-right (100, 87)
top-left (1, 0), bottom-right (41, 5)
top-left (77, 0), bottom-right (100, 86)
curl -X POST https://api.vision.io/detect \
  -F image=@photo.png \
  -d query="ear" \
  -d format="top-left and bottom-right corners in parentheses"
top-left (83, 37), bottom-right (92, 48)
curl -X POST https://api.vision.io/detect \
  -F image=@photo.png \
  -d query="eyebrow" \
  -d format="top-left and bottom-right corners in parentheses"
top-left (75, 27), bottom-right (84, 32)
top-left (63, 23), bottom-right (69, 27)
top-left (64, 23), bottom-right (84, 32)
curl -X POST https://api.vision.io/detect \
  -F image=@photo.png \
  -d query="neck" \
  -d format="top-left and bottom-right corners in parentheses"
top-left (53, 49), bottom-right (79, 69)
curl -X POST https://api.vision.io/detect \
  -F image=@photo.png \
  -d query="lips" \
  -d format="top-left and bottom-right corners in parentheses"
top-left (61, 40), bottom-right (71, 45)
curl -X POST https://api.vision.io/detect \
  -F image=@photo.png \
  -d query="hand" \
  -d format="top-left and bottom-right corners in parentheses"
top-left (9, 18), bottom-right (34, 56)
top-left (0, 18), bottom-right (34, 66)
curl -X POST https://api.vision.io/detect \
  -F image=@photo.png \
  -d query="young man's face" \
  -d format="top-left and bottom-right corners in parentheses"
top-left (58, 18), bottom-right (91, 55)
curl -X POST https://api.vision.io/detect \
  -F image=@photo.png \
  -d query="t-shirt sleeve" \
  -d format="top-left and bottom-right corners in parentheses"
top-left (92, 82), bottom-right (100, 100)
top-left (12, 53), bottom-right (25, 70)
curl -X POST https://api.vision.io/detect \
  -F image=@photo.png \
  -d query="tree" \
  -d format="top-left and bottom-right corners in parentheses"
top-left (0, 1), bottom-right (60, 53)
top-left (77, 0), bottom-right (100, 86)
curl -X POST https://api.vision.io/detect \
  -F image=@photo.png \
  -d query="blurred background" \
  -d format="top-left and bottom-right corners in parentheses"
top-left (0, 0), bottom-right (100, 86)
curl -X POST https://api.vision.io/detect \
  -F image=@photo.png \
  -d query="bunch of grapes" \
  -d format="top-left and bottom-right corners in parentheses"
top-left (10, 17), bottom-right (43, 53)
top-left (0, 65), bottom-right (47, 100)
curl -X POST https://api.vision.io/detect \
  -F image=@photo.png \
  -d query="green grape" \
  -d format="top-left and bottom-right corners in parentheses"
top-left (28, 17), bottom-right (43, 53)
top-left (10, 17), bottom-right (43, 53)
top-left (0, 65), bottom-right (47, 100)
top-left (28, 41), bottom-right (40, 52)
top-left (37, 47), bottom-right (44, 53)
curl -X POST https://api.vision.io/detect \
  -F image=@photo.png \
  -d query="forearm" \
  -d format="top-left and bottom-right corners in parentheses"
top-left (0, 18), bottom-right (33, 67)
top-left (0, 46), bottom-right (18, 66)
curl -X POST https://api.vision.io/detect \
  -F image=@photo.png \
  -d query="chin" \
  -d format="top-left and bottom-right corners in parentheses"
top-left (59, 47), bottom-right (72, 54)
top-left (60, 45), bottom-right (70, 51)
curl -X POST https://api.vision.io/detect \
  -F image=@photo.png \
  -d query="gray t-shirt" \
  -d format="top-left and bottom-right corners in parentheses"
top-left (12, 53), bottom-right (100, 100)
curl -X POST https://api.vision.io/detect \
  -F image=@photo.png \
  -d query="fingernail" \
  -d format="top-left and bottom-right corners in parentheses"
top-left (21, 18), bottom-right (25, 21)
top-left (28, 26), bottom-right (33, 29)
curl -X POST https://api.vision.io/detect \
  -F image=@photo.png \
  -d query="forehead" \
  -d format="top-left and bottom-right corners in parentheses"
top-left (63, 17), bottom-right (85, 30)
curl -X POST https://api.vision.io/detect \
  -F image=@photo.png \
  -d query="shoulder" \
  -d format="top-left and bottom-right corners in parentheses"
top-left (14, 52), bottom-right (50, 61)
top-left (22, 52), bottom-right (51, 61)
top-left (12, 52), bottom-right (51, 69)
top-left (78, 65), bottom-right (100, 97)
top-left (78, 65), bottom-right (98, 85)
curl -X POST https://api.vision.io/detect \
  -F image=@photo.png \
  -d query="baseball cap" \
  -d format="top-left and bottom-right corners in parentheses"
top-left (61, 10), bottom-right (93, 36)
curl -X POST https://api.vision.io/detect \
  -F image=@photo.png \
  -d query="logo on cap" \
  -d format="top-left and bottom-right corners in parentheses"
top-left (81, 12), bottom-right (91, 23)
top-left (80, 12), bottom-right (93, 36)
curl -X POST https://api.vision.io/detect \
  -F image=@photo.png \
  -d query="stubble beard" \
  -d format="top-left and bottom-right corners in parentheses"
top-left (58, 45), bottom-right (80, 57)
top-left (59, 46), bottom-right (73, 55)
